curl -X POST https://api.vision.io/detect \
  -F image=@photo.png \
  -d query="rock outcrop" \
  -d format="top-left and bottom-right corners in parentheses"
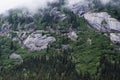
top-left (23, 33), bottom-right (56, 51)
top-left (110, 33), bottom-right (120, 44)
top-left (68, 31), bottom-right (78, 41)
top-left (0, 23), bottom-right (11, 33)
top-left (84, 12), bottom-right (120, 32)
top-left (68, 0), bottom-right (94, 16)
top-left (50, 7), bottom-right (67, 21)
top-left (9, 53), bottom-right (23, 64)
top-left (84, 12), bottom-right (120, 44)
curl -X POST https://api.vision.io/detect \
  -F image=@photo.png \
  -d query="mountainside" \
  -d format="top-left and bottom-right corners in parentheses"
top-left (0, 0), bottom-right (120, 80)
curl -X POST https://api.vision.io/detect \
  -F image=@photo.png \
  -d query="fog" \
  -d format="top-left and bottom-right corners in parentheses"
top-left (0, 0), bottom-right (58, 14)
top-left (0, 0), bottom-right (114, 14)
top-left (100, 0), bottom-right (110, 4)
top-left (67, 0), bottom-right (111, 5)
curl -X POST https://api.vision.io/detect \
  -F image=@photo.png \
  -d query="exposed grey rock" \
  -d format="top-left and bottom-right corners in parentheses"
top-left (50, 7), bottom-right (67, 21)
top-left (68, 31), bottom-right (78, 41)
top-left (24, 33), bottom-right (56, 51)
top-left (68, 0), bottom-right (94, 16)
top-left (1, 23), bottom-right (11, 33)
top-left (9, 53), bottom-right (22, 60)
top-left (84, 12), bottom-right (120, 44)
top-left (62, 44), bottom-right (69, 50)
top-left (110, 33), bottom-right (120, 44)
top-left (50, 7), bottom-right (59, 16)
top-left (84, 12), bottom-right (120, 32)
top-left (11, 31), bottom-right (29, 44)
top-left (12, 37), bottom-right (19, 41)
top-left (9, 53), bottom-right (23, 64)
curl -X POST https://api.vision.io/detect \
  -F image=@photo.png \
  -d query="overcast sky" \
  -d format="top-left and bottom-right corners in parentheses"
top-left (0, 0), bottom-right (111, 14)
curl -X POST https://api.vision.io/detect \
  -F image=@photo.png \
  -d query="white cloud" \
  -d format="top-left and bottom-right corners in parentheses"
top-left (100, 0), bottom-right (110, 4)
top-left (67, 0), bottom-right (111, 6)
top-left (67, 0), bottom-right (82, 6)
top-left (0, 0), bottom-right (113, 14)
top-left (0, 0), bottom-right (57, 14)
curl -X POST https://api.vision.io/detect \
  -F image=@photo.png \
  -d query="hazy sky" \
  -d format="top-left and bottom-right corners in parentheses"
top-left (0, 0), bottom-right (111, 14)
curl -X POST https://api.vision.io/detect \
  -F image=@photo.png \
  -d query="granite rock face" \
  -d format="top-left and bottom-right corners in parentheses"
top-left (84, 12), bottom-right (120, 32)
top-left (84, 12), bottom-right (120, 44)
top-left (23, 33), bottom-right (56, 51)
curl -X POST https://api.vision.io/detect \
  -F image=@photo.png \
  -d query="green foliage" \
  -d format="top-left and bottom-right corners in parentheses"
top-left (97, 4), bottom-right (120, 20)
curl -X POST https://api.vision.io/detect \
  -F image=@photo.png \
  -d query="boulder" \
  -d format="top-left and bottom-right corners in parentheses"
top-left (9, 53), bottom-right (23, 64)
top-left (68, 31), bottom-right (78, 41)
top-left (110, 33), bottom-right (120, 44)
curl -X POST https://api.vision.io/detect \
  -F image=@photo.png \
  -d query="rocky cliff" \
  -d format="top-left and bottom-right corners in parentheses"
top-left (84, 12), bottom-right (120, 44)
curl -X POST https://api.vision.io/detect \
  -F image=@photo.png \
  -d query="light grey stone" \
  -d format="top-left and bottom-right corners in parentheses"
top-left (9, 53), bottom-right (23, 64)
top-left (1, 23), bottom-right (11, 32)
top-left (84, 12), bottom-right (120, 44)
top-left (68, 31), bottom-right (78, 41)
top-left (24, 33), bottom-right (56, 51)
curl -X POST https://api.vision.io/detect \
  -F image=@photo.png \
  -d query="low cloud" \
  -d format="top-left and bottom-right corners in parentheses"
top-left (67, 0), bottom-right (82, 6)
top-left (0, 0), bottom-right (118, 14)
top-left (0, 0), bottom-right (58, 14)
top-left (100, 0), bottom-right (110, 4)
top-left (67, 0), bottom-right (111, 5)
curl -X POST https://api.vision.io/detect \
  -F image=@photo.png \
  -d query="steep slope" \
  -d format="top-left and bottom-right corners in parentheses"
top-left (0, 0), bottom-right (120, 80)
